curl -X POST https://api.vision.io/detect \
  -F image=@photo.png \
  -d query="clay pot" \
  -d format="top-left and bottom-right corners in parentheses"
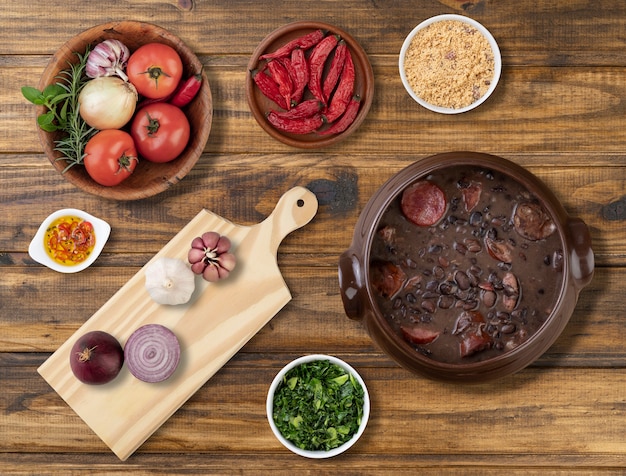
top-left (339, 152), bottom-right (594, 383)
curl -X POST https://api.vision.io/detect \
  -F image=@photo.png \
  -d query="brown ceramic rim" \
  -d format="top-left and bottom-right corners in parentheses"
top-left (245, 21), bottom-right (374, 149)
top-left (341, 152), bottom-right (594, 381)
top-left (37, 21), bottom-right (212, 200)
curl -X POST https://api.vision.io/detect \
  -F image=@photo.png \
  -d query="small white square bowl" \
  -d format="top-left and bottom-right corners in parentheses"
top-left (28, 208), bottom-right (110, 273)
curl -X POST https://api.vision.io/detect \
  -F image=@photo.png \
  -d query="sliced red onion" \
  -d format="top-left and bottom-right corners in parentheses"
top-left (125, 324), bottom-right (180, 383)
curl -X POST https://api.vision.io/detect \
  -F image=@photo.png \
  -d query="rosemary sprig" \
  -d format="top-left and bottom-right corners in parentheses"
top-left (22, 47), bottom-right (97, 172)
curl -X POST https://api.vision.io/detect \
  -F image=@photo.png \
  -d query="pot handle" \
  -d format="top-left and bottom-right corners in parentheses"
top-left (338, 249), bottom-right (366, 321)
top-left (567, 217), bottom-right (594, 289)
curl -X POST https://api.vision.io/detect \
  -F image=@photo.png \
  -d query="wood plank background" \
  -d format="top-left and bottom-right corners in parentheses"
top-left (1, 0), bottom-right (625, 474)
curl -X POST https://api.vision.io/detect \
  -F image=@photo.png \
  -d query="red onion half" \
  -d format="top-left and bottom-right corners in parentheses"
top-left (125, 324), bottom-right (181, 383)
top-left (69, 330), bottom-right (124, 385)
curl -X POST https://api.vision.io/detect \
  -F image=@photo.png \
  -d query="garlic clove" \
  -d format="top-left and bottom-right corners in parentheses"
top-left (187, 247), bottom-right (206, 263)
top-left (191, 237), bottom-right (205, 250)
top-left (219, 252), bottom-right (237, 272)
top-left (145, 257), bottom-right (195, 305)
top-left (202, 265), bottom-right (220, 282)
top-left (201, 231), bottom-right (220, 249)
top-left (215, 236), bottom-right (232, 254)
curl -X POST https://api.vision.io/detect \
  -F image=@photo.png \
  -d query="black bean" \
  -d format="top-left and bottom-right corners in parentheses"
top-left (465, 239), bottom-right (482, 253)
top-left (438, 295), bottom-right (455, 309)
top-left (425, 280), bottom-right (439, 292)
top-left (406, 293), bottom-right (417, 304)
top-left (462, 300), bottom-right (479, 310)
top-left (501, 324), bottom-right (516, 334)
top-left (496, 311), bottom-right (511, 321)
top-left (469, 211), bottom-right (483, 226)
top-left (421, 300), bottom-right (436, 313)
top-left (491, 216), bottom-right (506, 227)
top-left (454, 242), bottom-right (468, 255)
top-left (428, 244), bottom-right (442, 254)
top-left (482, 290), bottom-right (497, 308)
top-left (439, 282), bottom-right (456, 295)
top-left (455, 270), bottom-right (470, 290)
top-left (433, 266), bottom-right (445, 279)
top-left (511, 308), bottom-right (527, 321)
top-left (469, 265), bottom-right (482, 276)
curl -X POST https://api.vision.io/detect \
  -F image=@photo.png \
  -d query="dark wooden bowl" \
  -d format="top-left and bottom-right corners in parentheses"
top-left (246, 21), bottom-right (374, 149)
top-left (37, 21), bottom-right (212, 200)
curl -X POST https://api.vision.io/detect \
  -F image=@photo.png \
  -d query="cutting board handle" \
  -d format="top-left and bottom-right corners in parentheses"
top-left (260, 186), bottom-right (318, 255)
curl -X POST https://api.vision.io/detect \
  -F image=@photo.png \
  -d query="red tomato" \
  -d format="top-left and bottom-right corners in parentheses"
top-left (130, 103), bottom-right (190, 163)
top-left (84, 130), bottom-right (138, 186)
top-left (127, 43), bottom-right (183, 99)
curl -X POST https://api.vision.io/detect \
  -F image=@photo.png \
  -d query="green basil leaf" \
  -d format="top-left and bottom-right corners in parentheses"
top-left (21, 86), bottom-right (44, 105)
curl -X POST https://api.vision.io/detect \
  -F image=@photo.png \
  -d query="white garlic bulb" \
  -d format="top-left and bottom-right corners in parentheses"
top-left (144, 257), bottom-right (195, 305)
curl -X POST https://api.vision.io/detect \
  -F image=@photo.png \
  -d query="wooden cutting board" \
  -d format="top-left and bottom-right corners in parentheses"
top-left (38, 186), bottom-right (318, 461)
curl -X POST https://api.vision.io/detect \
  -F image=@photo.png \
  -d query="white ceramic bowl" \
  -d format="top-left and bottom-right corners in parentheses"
top-left (399, 14), bottom-right (501, 114)
top-left (266, 354), bottom-right (370, 458)
top-left (28, 208), bottom-right (111, 273)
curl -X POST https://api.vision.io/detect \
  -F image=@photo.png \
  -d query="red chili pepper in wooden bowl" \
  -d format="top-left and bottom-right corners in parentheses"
top-left (323, 40), bottom-right (347, 103)
top-left (272, 99), bottom-right (323, 120)
top-left (308, 34), bottom-right (340, 104)
top-left (170, 71), bottom-right (203, 107)
top-left (259, 29), bottom-right (326, 60)
top-left (323, 49), bottom-right (355, 123)
top-left (266, 111), bottom-right (324, 134)
top-left (318, 95), bottom-right (360, 135)
top-left (267, 59), bottom-right (294, 110)
top-left (252, 67), bottom-right (290, 110)
top-left (289, 47), bottom-right (309, 104)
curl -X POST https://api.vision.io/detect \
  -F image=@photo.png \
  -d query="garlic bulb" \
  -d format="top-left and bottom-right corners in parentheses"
top-left (188, 231), bottom-right (236, 282)
top-left (144, 257), bottom-right (195, 305)
top-left (86, 39), bottom-right (131, 81)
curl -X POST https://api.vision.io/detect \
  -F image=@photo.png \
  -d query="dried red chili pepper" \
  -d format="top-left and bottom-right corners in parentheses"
top-left (308, 34), bottom-right (340, 104)
top-left (289, 47), bottom-right (309, 104)
top-left (267, 59), bottom-right (293, 110)
top-left (273, 99), bottom-right (323, 120)
top-left (259, 29), bottom-right (326, 60)
top-left (322, 40), bottom-right (347, 103)
top-left (170, 71), bottom-right (203, 107)
top-left (266, 111), bottom-right (324, 134)
top-left (318, 95), bottom-right (360, 135)
top-left (323, 49), bottom-right (355, 123)
top-left (251, 67), bottom-right (289, 110)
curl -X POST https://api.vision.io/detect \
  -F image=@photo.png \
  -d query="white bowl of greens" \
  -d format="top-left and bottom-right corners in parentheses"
top-left (266, 354), bottom-right (370, 458)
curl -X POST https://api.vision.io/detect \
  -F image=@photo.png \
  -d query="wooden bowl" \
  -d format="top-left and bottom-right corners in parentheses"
top-left (37, 21), bottom-right (212, 200)
top-left (246, 21), bottom-right (374, 149)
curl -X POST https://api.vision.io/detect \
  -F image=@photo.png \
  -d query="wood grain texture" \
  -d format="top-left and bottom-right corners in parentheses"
top-left (2, 0), bottom-right (626, 472)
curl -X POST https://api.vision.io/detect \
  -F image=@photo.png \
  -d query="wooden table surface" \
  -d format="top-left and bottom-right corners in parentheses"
top-left (2, 0), bottom-right (625, 474)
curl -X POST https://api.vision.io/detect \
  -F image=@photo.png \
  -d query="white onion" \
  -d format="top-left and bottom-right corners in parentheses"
top-left (79, 76), bottom-right (138, 130)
